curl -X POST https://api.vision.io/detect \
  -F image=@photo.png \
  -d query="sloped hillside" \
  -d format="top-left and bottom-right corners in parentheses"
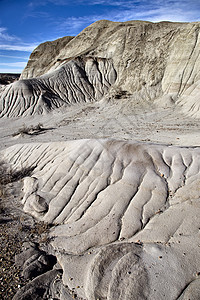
top-left (1, 20), bottom-right (200, 117)
top-left (2, 139), bottom-right (200, 299)
top-left (0, 57), bottom-right (116, 117)
top-left (1, 19), bottom-right (200, 300)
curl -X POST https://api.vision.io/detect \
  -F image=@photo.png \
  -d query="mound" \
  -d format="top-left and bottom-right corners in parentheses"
top-left (1, 20), bottom-right (200, 117)
top-left (1, 139), bottom-right (200, 299)
top-left (0, 57), bottom-right (116, 117)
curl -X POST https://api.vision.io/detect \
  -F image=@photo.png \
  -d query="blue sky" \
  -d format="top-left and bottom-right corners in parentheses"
top-left (0, 0), bottom-right (200, 73)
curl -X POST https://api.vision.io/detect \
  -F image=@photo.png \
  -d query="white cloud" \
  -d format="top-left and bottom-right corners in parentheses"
top-left (0, 27), bottom-right (38, 53)
top-left (129, 0), bottom-right (200, 22)
top-left (0, 68), bottom-right (22, 73)
top-left (58, 16), bottom-right (99, 35)
top-left (0, 62), bottom-right (27, 68)
top-left (0, 43), bottom-right (38, 52)
top-left (52, 0), bottom-right (200, 14)
top-left (89, 0), bottom-right (135, 8)
top-left (0, 54), bottom-right (29, 60)
top-left (56, 0), bottom-right (200, 36)
top-left (0, 27), bottom-right (19, 42)
top-left (0, 61), bottom-right (27, 73)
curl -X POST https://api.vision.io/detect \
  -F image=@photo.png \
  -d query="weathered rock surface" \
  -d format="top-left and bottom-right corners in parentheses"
top-left (15, 242), bottom-right (57, 280)
top-left (21, 36), bottom-right (74, 79)
top-left (1, 20), bottom-right (200, 117)
top-left (1, 139), bottom-right (200, 299)
top-left (14, 242), bottom-right (62, 299)
top-left (13, 269), bottom-right (62, 300)
top-left (1, 19), bottom-right (200, 300)
top-left (0, 57), bottom-right (116, 117)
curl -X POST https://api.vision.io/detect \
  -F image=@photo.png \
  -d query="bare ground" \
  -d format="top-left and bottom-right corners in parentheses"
top-left (0, 180), bottom-right (51, 299)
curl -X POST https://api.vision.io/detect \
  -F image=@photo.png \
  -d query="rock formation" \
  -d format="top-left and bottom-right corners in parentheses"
top-left (1, 20), bottom-right (200, 117)
top-left (0, 57), bottom-right (116, 117)
top-left (0, 20), bottom-right (200, 299)
top-left (21, 36), bottom-right (74, 79)
top-left (1, 139), bottom-right (200, 299)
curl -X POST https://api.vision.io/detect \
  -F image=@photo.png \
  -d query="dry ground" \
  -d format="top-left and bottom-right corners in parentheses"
top-left (0, 95), bottom-right (199, 299)
top-left (0, 179), bottom-right (51, 299)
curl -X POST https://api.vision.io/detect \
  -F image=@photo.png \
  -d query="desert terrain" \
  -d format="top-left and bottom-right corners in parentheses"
top-left (0, 20), bottom-right (200, 299)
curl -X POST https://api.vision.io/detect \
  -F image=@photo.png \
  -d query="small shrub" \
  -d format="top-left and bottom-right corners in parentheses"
top-left (115, 90), bottom-right (130, 99)
top-left (0, 162), bottom-right (34, 185)
top-left (12, 123), bottom-right (45, 137)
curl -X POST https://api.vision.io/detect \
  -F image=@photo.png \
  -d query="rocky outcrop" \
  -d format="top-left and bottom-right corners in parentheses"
top-left (2, 138), bottom-right (200, 299)
top-left (1, 20), bottom-right (200, 117)
top-left (21, 36), bottom-right (74, 79)
top-left (0, 57), bottom-right (116, 117)
top-left (1, 19), bottom-right (200, 300)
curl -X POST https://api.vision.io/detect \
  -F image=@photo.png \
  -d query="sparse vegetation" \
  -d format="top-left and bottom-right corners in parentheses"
top-left (0, 216), bottom-right (52, 299)
top-left (0, 162), bottom-right (34, 186)
top-left (0, 161), bottom-right (52, 299)
top-left (12, 123), bottom-right (46, 137)
top-left (0, 220), bottom-right (29, 299)
top-left (115, 90), bottom-right (130, 99)
top-left (0, 73), bottom-right (20, 85)
top-left (107, 87), bottom-right (131, 101)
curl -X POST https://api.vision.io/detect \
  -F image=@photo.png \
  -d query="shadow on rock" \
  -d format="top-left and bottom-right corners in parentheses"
top-left (14, 242), bottom-right (61, 299)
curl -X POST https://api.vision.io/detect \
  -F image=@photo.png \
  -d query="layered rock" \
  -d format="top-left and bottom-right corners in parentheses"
top-left (1, 19), bottom-right (200, 300)
top-left (1, 20), bottom-right (200, 117)
top-left (21, 36), bottom-right (74, 79)
top-left (0, 57), bottom-right (116, 117)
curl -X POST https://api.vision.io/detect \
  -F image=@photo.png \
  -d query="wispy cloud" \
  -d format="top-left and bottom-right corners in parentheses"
top-left (0, 68), bottom-right (22, 73)
top-left (0, 62), bottom-right (27, 68)
top-left (23, 8), bottom-right (51, 20)
top-left (39, 0), bottom-right (200, 13)
top-left (0, 54), bottom-right (29, 60)
top-left (56, 0), bottom-right (200, 36)
top-left (0, 43), bottom-right (38, 52)
top-left (57, 16), bottom-right (100, 35)
top-left (0, 26), bottom-right (38, 52)
top-left (0, 27), bottom-right (19, 42)
top-left (110, 4), bottom-right (200, 23)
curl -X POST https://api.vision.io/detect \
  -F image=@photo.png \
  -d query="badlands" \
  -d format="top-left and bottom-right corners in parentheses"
top-left (0, 20), bottom-right (200, 299)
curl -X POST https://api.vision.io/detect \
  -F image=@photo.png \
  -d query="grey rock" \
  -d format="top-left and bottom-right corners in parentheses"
top-left (0, 57), bottom-right (116, 117)
top-left (13, 269), bottom-right (62, 300)
top-left (5, 139), bottom-right (200, 299)
top-left (15, 242), bottom-right (39, 268)
top-left (15, 242), bottom-right (57, 280)
top-left (1, 21), bottom-right (200, 117)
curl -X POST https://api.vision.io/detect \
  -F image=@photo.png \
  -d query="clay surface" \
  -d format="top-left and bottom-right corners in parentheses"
top-left (0, 20), bottom-right (200, 299)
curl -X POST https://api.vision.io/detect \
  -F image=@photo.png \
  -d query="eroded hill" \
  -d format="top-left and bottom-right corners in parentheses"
top-left (0, 20), bottom-right (200, 300)
top-left (1, 20), bottom-right (200, 117)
